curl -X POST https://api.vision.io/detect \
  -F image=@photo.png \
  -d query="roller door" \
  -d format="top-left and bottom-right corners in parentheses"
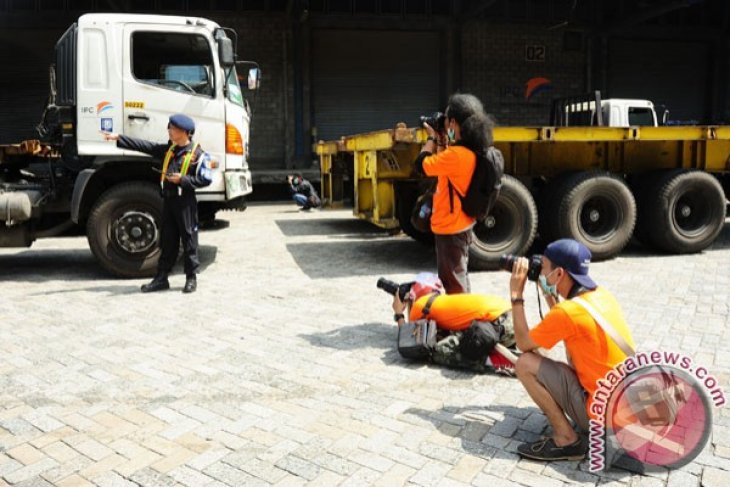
top-left (312, 29), bottom-right (441, 141)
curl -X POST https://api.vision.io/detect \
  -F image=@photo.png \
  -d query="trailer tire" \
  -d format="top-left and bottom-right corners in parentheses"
top-left (641, 170), bottom-right (726, 253)
top-left (469, 175), bottom-right (537, 270)
top-left (554, 171), bottom-right (636, 260)
top-left (396, 182), bottom-right (434, 245)
top-left (87, 182), bottom-right (163, 278)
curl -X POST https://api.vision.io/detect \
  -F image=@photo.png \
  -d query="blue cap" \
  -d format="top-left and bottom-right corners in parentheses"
top-left (544, 239), bottom-right (597, 290)
top-left (168, 114), bottom-right (195, 134)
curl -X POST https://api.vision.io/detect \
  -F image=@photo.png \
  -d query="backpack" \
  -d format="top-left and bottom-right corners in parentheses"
top-left (449, 146), bottom-right (504, 221)
top-left (458, 320), bottom-right (501, 362)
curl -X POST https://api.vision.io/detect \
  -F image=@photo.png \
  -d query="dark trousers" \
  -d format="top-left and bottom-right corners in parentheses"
top-left (158, 194), bottom-right (200, 277)
top-left (435, 229), bottom-right (472, 294)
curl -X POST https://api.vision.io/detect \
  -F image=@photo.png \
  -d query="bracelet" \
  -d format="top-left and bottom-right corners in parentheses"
top-left (426, 136), bottom-right (437, 143)
top-left (511, 298), bottom-right (525, 305)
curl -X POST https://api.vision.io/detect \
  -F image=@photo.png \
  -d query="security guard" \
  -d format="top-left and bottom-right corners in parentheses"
top-left (102, 114), bottom-right (212, 293)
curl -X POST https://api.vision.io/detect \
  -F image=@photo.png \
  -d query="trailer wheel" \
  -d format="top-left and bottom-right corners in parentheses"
top-left (641, 170), bottom-right (726, 253)
top-left (469, 175), bottom-right (537, 270)
top-left (87, 182), bottom-right (163, 278)
top-left (396, 182), bottom-right (434, 245)
top-left (554, 172), bottom-right (636, 260)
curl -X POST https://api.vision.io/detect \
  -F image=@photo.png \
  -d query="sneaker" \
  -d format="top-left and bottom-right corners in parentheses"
top-left (517, 436), bottom-right (586, 461)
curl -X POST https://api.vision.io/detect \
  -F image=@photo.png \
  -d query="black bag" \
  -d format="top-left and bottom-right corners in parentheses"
top-left (449, 146), bottom-right (504, 221)
top-left (458, 320), bottom-right (501, 362)
top-left (397, 294), bottom-right (438, 359)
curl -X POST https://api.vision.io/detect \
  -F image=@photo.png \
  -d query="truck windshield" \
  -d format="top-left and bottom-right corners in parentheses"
top-left (132, 32), bottom-right (214, 97)
top-left (226, 67), bottom-right (244, 107)
top-left (628, 107), bottom-right (655, 126)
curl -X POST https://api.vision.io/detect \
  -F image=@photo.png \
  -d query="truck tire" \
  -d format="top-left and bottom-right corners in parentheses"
top-left (640, 170), bottom-right (726, 253)
top-left (87, 182), bottom-right (163, 278)
top-left (396, 182), bottom-right (434, 245)
top-left (469, 175), bottom-right (537, 270)
top-left (553, 171), bottom-right (636, 260)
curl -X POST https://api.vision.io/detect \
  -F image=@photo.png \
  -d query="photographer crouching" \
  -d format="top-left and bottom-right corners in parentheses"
top-left (508, 239), bottom-right (636, 461)
top-left (287, 173), bottom-right (321, 211)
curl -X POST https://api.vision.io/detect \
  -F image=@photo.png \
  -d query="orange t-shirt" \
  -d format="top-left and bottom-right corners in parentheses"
top-left (528, 287), bottom-right (636, 419)
top-left (409, 293), bottom-right (510, 331)
top-left (421, 146), bottom-right (476, 235)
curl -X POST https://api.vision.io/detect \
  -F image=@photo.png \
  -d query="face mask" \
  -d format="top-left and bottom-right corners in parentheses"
top-left (539, 269), bottom-right (559, 298)
top-left (447, 128), bottom-right (455, 142)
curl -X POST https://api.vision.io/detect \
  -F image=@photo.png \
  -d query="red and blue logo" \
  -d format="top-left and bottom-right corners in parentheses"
top-left (96, 101), bottom-right (114, 114)
top-left (525, 77), bottom-right (552, 101)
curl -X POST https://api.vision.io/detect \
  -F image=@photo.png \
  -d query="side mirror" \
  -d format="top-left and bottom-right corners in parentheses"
top-left (248, 68), bottom-right (261, 90)
top-left (218, 37), bottom-right (235, 67)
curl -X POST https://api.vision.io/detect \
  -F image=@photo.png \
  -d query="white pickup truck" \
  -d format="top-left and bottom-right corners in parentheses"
top-left (0, 13), bottom-right (259, 277)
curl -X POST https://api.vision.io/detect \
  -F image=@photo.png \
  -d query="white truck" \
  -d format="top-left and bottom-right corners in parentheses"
top-left (551, 91), bottom-right (667, 127)
top-left (0, 14), bottom-right (259, 277)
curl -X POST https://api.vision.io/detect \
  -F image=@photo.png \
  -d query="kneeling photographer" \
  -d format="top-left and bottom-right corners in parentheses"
top-left (508, 239), bottom-right (636, 462)
top-left (287, 173), bottom-right (321, 210)
top-left (378, 273), bottom-right (517, 373)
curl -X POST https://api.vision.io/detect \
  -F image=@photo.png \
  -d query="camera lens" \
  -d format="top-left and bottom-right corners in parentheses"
top-left (376, 277), bottom-right (399, 296)
top-left (499, 254), bottom-right (516, 272)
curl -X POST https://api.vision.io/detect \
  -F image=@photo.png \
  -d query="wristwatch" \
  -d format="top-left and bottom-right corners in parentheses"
top-left (393, 313), bottom-right (405, 322)
top-left (426, 136), bottom-right (437, 143)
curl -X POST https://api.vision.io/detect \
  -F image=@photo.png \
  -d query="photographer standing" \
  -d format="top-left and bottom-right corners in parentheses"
top-left (287, 173), bottom-right (321, 211)
top-left (509, 239), bottom-right (635, 461)
top-left (415, 93), bottom-right (494, 294)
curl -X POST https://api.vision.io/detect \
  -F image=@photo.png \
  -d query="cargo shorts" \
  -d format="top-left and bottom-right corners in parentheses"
top-left (537, 357), bottom-right (591, 432)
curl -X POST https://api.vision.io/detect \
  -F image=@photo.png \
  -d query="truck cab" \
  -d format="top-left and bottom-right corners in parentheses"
top-left (1, 14), bottom-right (260, 277)
top-left (551, 92), bottom-right (660, 127)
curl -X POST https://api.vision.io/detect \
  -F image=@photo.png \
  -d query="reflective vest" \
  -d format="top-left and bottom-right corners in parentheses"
top-left (160, 143), bottom-right (199, 186)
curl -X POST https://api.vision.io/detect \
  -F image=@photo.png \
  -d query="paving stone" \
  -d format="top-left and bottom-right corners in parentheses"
top-left (1, 206), bottom-right (728, 487)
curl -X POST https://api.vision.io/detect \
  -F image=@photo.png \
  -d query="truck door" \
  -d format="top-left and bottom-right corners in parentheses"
top-left (121, 24), bottom-right (225, 164)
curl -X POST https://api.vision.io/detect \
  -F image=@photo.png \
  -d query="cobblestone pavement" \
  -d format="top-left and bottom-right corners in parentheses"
top-left (0, 203), bottom-right (729, 487)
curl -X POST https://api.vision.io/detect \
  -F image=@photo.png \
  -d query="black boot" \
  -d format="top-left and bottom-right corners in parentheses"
top-left (183, 275), bottom-right (197, 293)
top-left (141, 274), bottom-right (170, 293)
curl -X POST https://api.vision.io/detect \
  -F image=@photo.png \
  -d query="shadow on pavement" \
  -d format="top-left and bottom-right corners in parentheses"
top-left (0, 245), bottom-right (218, 283)
top-left (275, 218), bottom-right (391, 238)
top-left (405, 405), bottom-right (638, 480)
top-left (299, 322), bottom-right (394, 351)
top-left (287, 239), bottom-right (434, 279)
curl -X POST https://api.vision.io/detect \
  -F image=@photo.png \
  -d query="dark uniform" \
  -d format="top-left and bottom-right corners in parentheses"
top-left (116, 126), bottom-right (212, 292)
top-left (289, 176), bottom-right (321, 210)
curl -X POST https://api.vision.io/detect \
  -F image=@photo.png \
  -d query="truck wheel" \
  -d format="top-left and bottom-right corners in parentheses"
top-left (469, 175), bottom-right (537, 270)
top-left (396, 182), bottom-right (434, 245)
top-left (641, 170), bottom-right (726, 253)
top-left (554, 171), bottom-right (636, 260)
top-left (87, 182), bottom-right (163, 278)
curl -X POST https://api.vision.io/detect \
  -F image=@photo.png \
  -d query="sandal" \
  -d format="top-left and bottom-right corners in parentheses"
top-left (517, 436), bottom-right (586, 461)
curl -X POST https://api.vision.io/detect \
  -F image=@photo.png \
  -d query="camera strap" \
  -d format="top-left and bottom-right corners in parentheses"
top-left (421, 293), bottom-right (439, 319)
top-left (572, 297), bottom-right (635, 357)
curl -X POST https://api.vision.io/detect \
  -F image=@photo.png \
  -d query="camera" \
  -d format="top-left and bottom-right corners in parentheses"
top-left (376, 278), bottom-right (414, 302)
top-left (500, 254), bottom-right (543, 282)
top-left (419, 112), bottom-right (446, 132)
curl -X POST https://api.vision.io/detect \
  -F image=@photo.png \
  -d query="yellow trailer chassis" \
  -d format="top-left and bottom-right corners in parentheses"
top-left (316, 124), bottom-right (729, 269)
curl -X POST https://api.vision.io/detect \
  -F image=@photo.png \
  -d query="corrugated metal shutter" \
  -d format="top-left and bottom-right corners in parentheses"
top-left (0, 29), bottom-right (63, 143)
top-left (608, 38), bottom-right (709, 123)
top-left (312, 29), bottom-right (441, 141)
